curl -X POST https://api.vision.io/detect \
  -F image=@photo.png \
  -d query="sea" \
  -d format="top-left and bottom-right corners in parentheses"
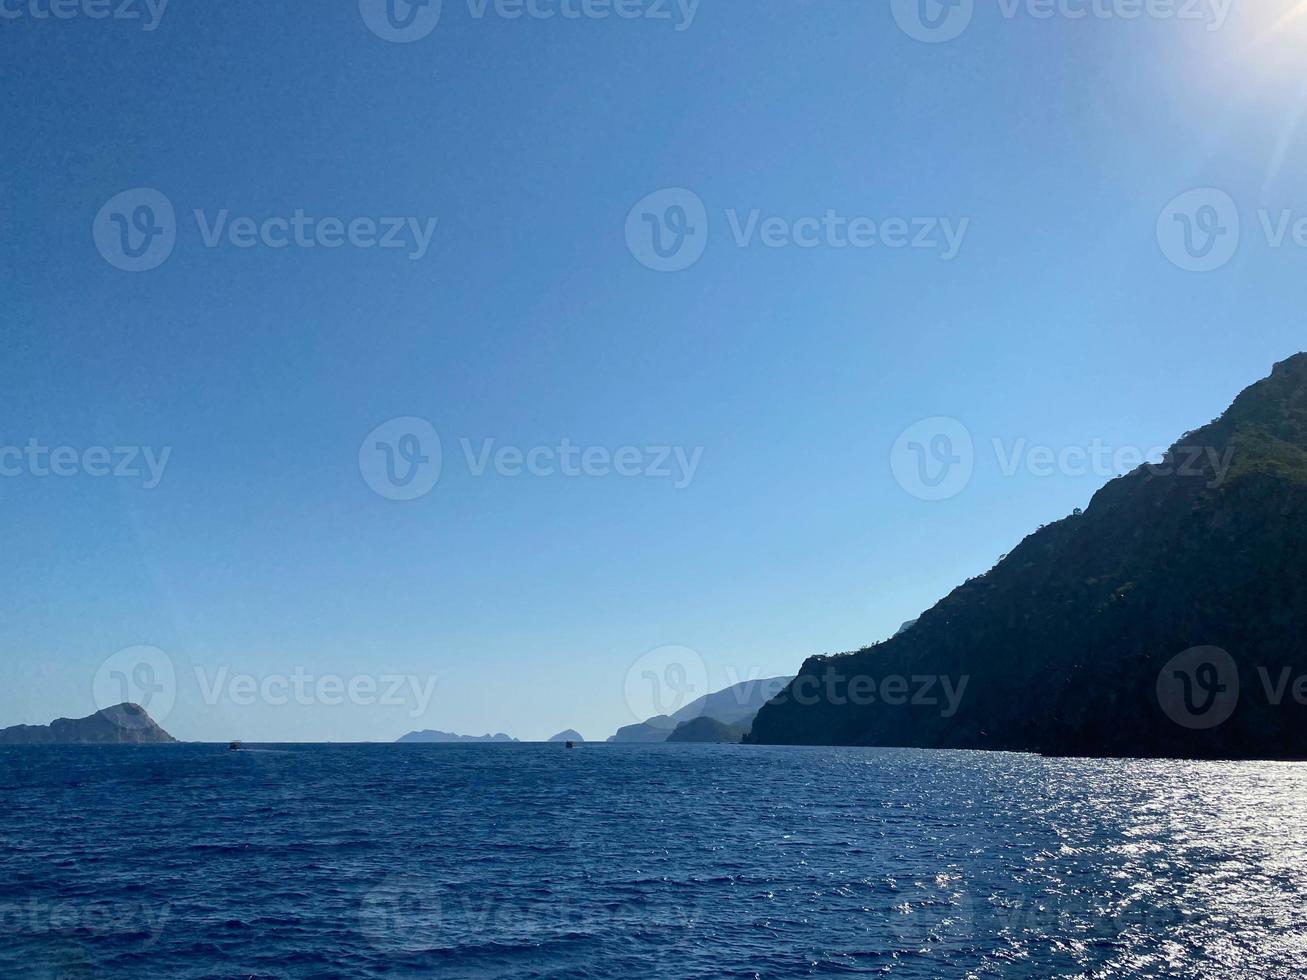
top-left (1, 743), bottom-right (1304, 978)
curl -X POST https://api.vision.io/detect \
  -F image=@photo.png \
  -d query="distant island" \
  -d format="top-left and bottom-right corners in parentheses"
top-left (750, 353), bottom-right (1307, 760)
top-left (396, 730), bottom-right (518, 743)
top-left (548, 729), bottom-right (585, 743)
top-left (609, 675), bottom-right (793, 743)
top-left (0, 704), bottom-right (176, 745)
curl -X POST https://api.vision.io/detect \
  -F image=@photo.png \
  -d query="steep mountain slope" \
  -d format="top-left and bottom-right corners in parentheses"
top-left (750, 354), bottom-right (1307, 759)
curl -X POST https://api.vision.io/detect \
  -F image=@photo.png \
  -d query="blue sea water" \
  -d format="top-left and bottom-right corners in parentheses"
top-left (1, 744), bottom-right (1304, 979)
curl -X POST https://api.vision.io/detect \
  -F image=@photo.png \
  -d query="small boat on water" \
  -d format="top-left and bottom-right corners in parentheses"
top-left (229, 741), bottom-right (242, 751)
top-left (565, 741), bottom-right (575, 749)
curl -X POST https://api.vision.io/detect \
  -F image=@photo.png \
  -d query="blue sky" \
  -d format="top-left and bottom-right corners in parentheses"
top-left (2, 1), bottom-right (1306, 741)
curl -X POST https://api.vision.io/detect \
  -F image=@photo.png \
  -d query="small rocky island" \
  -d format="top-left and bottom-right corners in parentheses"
top-left (0, 704), bottom-right (176, 744)
top-left (396, 730), bottom-right (518, 743)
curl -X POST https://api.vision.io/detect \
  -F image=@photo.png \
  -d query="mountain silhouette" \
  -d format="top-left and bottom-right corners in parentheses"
top-left (0, 704), bottom-right (176, 744)
top-left (608, 675), bottom-right (793, 742)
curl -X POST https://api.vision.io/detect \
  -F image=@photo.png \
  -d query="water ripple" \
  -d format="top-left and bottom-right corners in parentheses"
top-left (0, 744), bottom-right (1304, 978)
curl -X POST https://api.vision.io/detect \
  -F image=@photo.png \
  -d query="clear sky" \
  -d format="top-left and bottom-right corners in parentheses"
top-left (2, 1), bottom-right (1306, 742)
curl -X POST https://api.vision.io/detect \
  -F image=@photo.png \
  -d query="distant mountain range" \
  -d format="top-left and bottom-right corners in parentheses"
top-left (0, 704), bottom-right (176, 745)
top-left (396, 730), bottom-right (518, 743)
top-left (750, 354), bottom-right (1307, 759)
top-left (609, 675), bottom-right (793, 743)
